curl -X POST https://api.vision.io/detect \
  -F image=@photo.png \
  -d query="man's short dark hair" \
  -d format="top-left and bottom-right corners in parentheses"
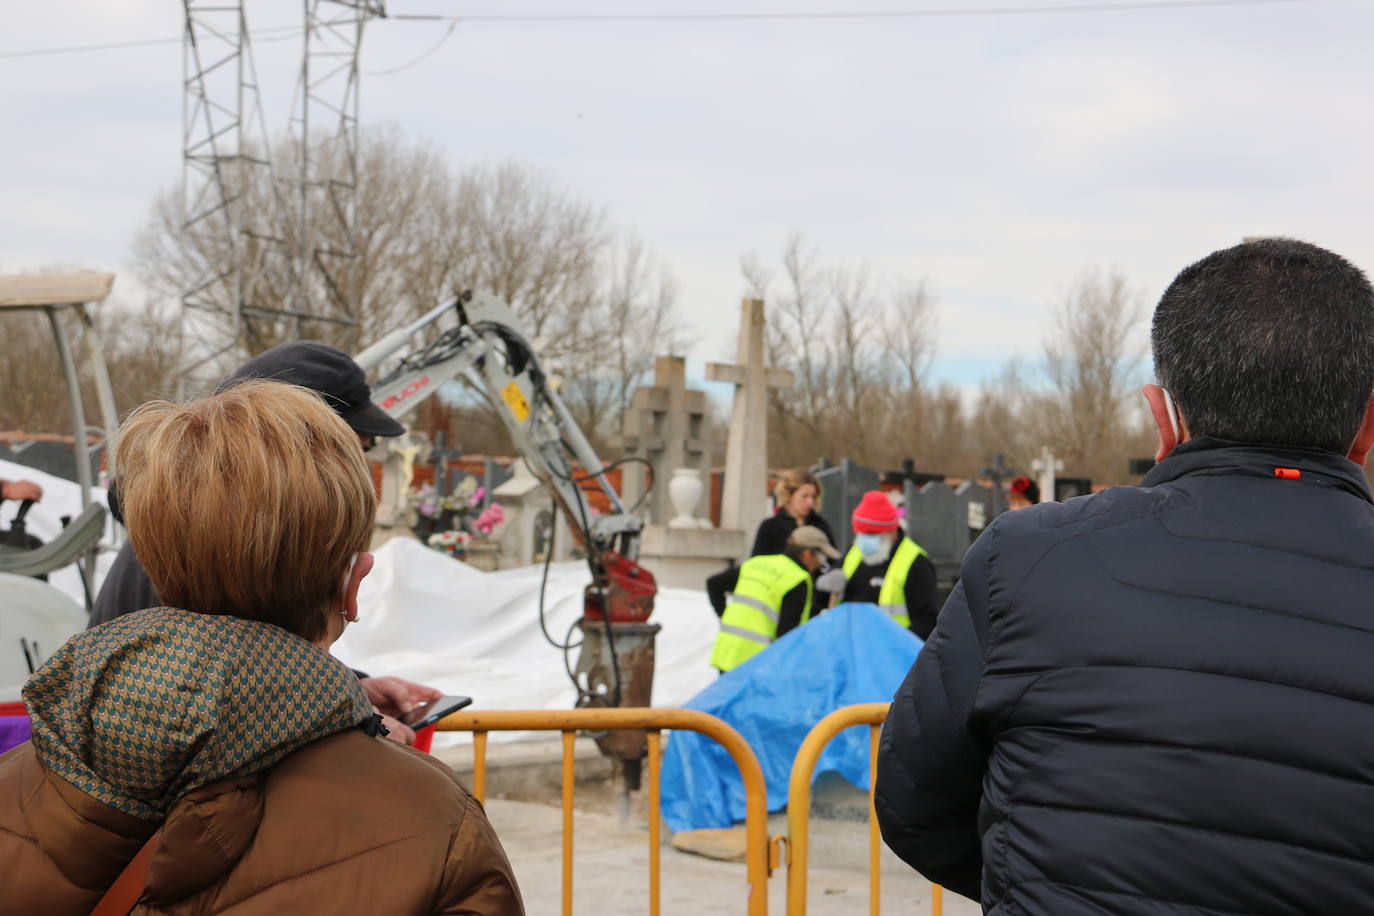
top-left (1152, 238), bottom-right (1374, 454)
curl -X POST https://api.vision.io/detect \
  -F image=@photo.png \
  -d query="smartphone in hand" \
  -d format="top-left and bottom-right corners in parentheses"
top-left (398, 695), bottom-right (473, 731)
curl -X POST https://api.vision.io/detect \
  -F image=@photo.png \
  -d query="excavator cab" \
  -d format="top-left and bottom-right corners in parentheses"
top-left (0, 272), bottom-right (122, 702)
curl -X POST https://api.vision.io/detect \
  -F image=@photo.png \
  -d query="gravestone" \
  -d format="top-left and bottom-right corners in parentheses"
top-left (707, 299), bottom-right (793, 534)
top-left (1055, 476), bottom-right (1093, 501)
top-left (903, 479), bottom-right (960, 565)
top-left (616, 356), bottom-right (714, 526)
top-left (903, 477), bottom-right (990, 603)
top-left (812, 458), bottom-right (880, 556)
top-left (957, 480), bottom-right (993, 546)
top-left (492, 458), bottom-right (573, 569)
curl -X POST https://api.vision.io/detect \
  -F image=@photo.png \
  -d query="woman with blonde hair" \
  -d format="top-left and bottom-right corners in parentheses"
top-left (0, 381), bottom-right (522, 915)
top-left (750, 468), bottom-right (836, 557)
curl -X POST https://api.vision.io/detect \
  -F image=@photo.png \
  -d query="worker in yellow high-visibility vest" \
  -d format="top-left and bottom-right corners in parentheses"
top-left (839, 490), bottom-right (940, 640)
top-left (705, 525), bottom-right (840, 673)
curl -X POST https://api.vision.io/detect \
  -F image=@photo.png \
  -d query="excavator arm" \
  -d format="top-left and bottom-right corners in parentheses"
top-left (355, 292), bottom-right (660, 778)
top-left (356, 290), bottom-right (646, 569)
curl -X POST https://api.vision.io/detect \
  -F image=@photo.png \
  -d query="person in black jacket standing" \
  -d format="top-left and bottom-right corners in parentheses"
top-left (876, 239), bottom-right (1374, 914)
top-left (749, 468), bottom-right (834, 557)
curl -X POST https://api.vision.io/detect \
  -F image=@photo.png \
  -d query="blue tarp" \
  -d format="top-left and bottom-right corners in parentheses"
top-left (660, 603), bottom-right (923, 832)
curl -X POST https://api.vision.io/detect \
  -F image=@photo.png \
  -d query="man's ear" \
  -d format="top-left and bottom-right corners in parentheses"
top-left (1143, 384), bottom-right (1180, 463)
top-left (341, 551), bottom-right (375, 622)
top-left (1347, 392), bottom-right (1374, 465)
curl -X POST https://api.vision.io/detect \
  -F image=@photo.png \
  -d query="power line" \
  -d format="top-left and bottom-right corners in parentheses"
top-left (0, 24), bottom-right (303, 62)
top-left (390, 0), bottom-right (1318, 24)
top-left (364, 20), bottom-right (457, 74)
top-left (0, 0), bottom-right (1319, 62)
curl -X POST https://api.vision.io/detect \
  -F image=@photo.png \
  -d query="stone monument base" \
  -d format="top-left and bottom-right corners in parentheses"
top-left (638, 524), bottom-right (747, 590)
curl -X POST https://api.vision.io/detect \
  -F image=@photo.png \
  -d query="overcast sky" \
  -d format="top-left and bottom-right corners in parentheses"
top-left (5, 0), bottom-right (1372, 391)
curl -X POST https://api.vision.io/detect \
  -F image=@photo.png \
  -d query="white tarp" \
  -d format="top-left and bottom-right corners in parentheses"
top-left (334, 538), bottom-right (720, 743)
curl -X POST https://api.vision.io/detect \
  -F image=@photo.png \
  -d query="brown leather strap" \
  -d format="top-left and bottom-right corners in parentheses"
top-left (90, 829), bottom-right (161, 916)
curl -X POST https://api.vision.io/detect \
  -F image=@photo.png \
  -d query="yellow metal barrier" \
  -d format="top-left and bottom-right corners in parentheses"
top-left (783, 703), bottom-right (944, 916)
top-left (437, 707), bottom-right (771, 916)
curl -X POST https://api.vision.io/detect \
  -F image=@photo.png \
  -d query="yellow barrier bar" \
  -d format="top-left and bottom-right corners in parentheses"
top-left (787, 703), bottom-right (890, 915)
top-left (473, 731), bottom-right (488, 805)
top-left (437, 707), bottom-right (770, 916)
top-left (784, 702), bottom-right (944, 916)
top-left (869, 724), bottom-right (881, 916)
top-left (562, 729), bottom-right (575, 916)
top-left (648, 730), bottom-right (662, 916)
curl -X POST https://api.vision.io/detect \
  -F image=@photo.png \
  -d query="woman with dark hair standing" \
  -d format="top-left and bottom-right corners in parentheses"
top-left (750, 468), bottom-right (836, 557)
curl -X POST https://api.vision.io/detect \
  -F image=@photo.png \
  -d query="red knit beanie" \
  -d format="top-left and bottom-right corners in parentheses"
top-left (851, 490), bottom-right (899, 533)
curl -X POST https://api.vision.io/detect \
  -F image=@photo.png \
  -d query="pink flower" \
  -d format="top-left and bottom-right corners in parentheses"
top-left (474, 503), bottom-right (505, 535)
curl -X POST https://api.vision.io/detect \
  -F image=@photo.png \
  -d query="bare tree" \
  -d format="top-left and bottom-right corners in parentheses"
top-left (558, 234), bottom-right (689, 441)
top-left (0, 313), bottom-right (70, 433)
top-left (0, 299), bottom-right (182, 436)
top-left (965, 268), bottom-right (1154, 487)
top-left (744, 232), bottom-right (941, 469)
top-left (765, 232), bottom-right (829, 460)
top-left (1041, 267), bottom-right (1150, 484)
top-left (132, 127), bottom-right (684, 443)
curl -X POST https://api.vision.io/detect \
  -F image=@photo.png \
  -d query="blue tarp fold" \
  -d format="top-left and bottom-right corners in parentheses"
top-left (661, 602), bottom-right (922, 832)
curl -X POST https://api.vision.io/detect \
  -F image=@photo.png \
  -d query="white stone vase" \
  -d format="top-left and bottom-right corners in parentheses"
top-left (667, 468), bottom-right (704, 529)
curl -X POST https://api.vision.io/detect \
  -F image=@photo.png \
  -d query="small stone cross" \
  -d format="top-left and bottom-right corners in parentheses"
top-left (981, 452), bottom-right (1014, 519)
top-left (428, 430), bottom-right (463, 497)
top-left (1031, 445), bottom-right (1064, 504)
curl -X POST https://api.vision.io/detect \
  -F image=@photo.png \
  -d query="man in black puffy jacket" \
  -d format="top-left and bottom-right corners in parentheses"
top-left (876, 238), bottom-right (1374, 914)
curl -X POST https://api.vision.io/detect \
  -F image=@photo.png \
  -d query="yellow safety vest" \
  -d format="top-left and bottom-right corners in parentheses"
top-left (842, 537), bottom-right (927, 629)
top-left (710, 554), bottom-right (814, 672)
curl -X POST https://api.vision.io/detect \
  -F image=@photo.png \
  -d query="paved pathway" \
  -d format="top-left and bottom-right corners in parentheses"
top-left (485, 798), bottom-right (980, 915)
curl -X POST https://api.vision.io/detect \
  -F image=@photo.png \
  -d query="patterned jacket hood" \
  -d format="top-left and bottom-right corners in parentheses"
top-left (24, 606), bottom-right (372, 821)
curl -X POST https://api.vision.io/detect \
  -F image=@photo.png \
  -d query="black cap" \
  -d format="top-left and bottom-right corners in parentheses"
top-left (220, 341), bottom-right (406, 438)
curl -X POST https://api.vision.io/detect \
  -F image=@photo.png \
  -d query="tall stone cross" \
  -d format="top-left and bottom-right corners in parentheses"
top-left (1031, 445), bottom-right (1064, 504)
top-left (706, 298), bottom-right (794, 532)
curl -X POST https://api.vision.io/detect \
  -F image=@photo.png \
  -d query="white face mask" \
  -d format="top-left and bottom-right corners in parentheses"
top-left (855, 533), bottom-right (892, 564)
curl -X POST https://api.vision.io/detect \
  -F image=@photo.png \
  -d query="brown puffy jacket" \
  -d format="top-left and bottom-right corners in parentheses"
top-left (0, 608), bottom-right (522, 916)
top-left (0, 729), bottom-right (522, 915)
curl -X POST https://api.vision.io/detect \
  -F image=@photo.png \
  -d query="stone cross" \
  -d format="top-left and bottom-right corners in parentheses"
top-left (981, 452), bottom-right (1014, 520)
top-left (428, 430), bottom-right (463, 497)
top-left (616, 355), bottom-right (714, 525)
top-left (1031, 445), bottom-right (1064, 504)
top-left (707, 298), bottom-right (794, 533)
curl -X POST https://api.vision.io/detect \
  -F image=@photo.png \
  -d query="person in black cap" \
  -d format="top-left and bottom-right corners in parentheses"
top-left (90, 342), bottom-right (440, 744)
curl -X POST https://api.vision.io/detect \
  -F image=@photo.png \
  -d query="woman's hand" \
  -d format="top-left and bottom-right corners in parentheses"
top-left (377, 712), bottom-right (416, 746)
top-left (360, 675), bottom-right (444, 717)
top-left (1, 480), bottom-right (42, 502)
